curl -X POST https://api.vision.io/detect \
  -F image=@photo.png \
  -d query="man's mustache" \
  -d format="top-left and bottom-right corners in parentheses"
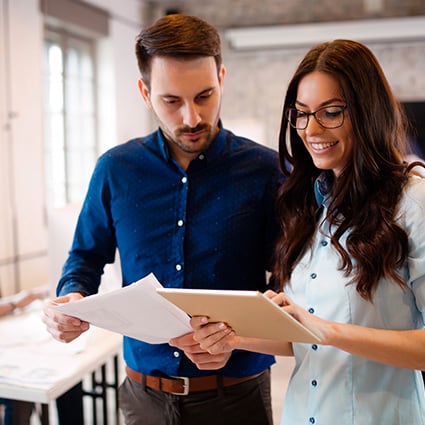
top-left (176, 124), bottom-right (209, 135)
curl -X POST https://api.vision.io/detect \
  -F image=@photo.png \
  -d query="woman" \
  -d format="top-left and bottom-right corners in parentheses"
top-left (189, 40), bottom-right (425, 424)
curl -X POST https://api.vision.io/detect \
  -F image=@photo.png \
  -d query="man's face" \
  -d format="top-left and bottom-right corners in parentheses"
top-left (138, 56), bottom-right (225, 169)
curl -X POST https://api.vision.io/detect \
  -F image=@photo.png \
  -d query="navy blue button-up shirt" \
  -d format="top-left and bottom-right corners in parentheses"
top-left (57, 125), bottom-right (284, 378)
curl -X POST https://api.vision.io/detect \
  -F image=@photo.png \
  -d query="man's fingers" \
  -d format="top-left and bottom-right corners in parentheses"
top-left (190, 316), bottom-right (209, 330)
top-left (193, 352), bottom-right (233, 370)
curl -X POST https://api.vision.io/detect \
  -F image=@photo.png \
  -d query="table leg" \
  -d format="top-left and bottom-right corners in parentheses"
top-left (113, 356), bottom-right (120, 425)
top-left (82, 354), bottom-right (120, 425)
top-left (40, 404), bottom-right (49, 425)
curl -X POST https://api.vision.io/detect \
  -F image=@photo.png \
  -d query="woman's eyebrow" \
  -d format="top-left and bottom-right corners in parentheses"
top-left (295, 97), bottom-right (345, 108)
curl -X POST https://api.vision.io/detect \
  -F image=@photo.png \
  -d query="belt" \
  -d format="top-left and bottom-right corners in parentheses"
top-left (125, 366), bottom-right (263, 396)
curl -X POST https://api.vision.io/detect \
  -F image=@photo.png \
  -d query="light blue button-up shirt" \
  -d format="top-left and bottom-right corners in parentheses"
top-left (281, 175), bottom-right (425, 425)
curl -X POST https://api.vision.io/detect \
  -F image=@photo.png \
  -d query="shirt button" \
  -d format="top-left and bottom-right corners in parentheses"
top-left (309, 418), bottom-right (315, 424)
top-left (312, 344), bottom-right (318, 351)
top-left (321, 240), bottom-right (328, 246)
top-left (175, 264), bottom-right (182, 271)
top-left (310, 273), bottom-right (317, 279)
top-left (198, 154), bottom-right (205, 160)
top-left (173, 351), bottom-right (180, 358)
top-left (311, 379), bottom-right (317, 387)
top-left (181, 176), bottom-right (187, 184)
top-left (308, 308), bottom-right (315, 314)
top-left (177, 219), bottom-right (184, 227)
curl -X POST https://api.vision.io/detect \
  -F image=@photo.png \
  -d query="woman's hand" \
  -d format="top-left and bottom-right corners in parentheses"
top-left (264, 289), bottom-right (291, 306)
top-left (266, 289), bottom-right (329, 343)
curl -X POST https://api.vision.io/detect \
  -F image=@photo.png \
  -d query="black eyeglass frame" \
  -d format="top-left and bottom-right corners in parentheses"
top-left (287, 105), bottom-right (348, 130)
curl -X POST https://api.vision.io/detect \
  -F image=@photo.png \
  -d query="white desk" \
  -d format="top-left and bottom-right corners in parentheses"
top-left (0, 305), bottom-right (122, 424)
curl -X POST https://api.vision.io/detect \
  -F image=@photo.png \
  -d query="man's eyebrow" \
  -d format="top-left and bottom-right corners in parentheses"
top-left (159, 87), bottom-right (215, 99)
top-left (197, 87), bottom-right (215, 96)
top-left (160, 93), bottom-right (180, 99)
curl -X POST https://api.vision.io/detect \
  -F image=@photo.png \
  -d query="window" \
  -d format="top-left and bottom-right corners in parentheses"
top-left (43, 28), bottom-right (98, 208)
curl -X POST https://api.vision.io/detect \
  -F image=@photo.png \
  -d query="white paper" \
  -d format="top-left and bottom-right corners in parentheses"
top-left (0, 307), bottom-right (88, 388)
top-left (0, 340), bottom-right (84, 387)
top-left (50, 273), bottom-right (192, 343)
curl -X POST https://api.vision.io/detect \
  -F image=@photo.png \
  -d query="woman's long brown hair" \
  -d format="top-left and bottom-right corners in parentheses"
top-left (273, 39), bottom-right (414, 302)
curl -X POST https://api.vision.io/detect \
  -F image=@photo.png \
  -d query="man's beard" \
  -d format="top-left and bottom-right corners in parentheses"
top-left (169, 122), bottom-right (214, 154)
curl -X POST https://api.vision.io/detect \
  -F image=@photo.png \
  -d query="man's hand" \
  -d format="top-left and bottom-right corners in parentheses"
top-left (169, 331), bottom-right (232, 370)
top-left (190, 316), bottom-right (239, 354)
top-left (42, 293), bottom-right (90, 343)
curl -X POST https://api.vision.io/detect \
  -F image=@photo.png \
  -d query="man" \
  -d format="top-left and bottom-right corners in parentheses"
top-left (43, 14), bottom-right (284, 425)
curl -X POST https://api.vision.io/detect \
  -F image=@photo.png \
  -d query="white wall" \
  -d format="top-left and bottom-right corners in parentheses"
top-left (221, 39), bottom-right (425, 152)
top-left (0, 0), bottom-right (148, 295)
top-left (2, 0), bottom-right (424, 296)
top-left (0, 0), bottom-right (45, 295)
top-left (91, 0), bottom-right (153, 152)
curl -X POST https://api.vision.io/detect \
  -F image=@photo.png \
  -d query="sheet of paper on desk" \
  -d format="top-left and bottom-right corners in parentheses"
top-left (0, 305), bottom-right (85, 353)
top-left (0, 334), bottom-right (89, 387)
top-left (0, 306), bottom-right (88, 388)
top-left (51, 273), bottom-right (192, 344)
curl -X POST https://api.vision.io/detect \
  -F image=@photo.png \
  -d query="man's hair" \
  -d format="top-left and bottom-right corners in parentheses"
top-left (135, 14), bottom-right (222, 87)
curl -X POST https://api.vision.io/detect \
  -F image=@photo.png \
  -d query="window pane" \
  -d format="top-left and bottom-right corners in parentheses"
top-left (65, 38), bottom-right (96, 204)
top-left (44, 29), bottom-right (97, 208)
top-left (44, 41), bottom-right (66, 207)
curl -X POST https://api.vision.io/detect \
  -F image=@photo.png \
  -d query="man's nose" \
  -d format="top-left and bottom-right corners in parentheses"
top-left (182, 102), bottom-right (201, 128)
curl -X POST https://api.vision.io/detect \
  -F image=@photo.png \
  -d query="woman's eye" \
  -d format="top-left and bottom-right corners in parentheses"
top-left (322, 108), bottom-right (342, 118)
top-left (330, 108), bottom-right (341, 114)
top-left (326, 111), bottom-right (339, 117)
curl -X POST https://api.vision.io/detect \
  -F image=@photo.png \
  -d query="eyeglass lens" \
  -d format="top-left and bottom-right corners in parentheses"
top-left (288, 105), bottom-right (346, 129)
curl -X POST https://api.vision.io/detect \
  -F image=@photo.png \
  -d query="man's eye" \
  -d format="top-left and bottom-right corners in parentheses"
top-left (196, 90), bottom-right (213, 102)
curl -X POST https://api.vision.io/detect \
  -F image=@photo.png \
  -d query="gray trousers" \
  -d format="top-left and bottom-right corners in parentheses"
top-left (119, 369), bottom-right (273, 425)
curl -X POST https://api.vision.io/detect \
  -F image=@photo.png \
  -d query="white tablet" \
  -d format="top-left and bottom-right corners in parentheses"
top-left (157, 288), bottom-right (322, 344)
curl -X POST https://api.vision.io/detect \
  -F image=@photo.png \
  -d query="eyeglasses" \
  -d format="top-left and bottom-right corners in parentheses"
top-left (287, 105), bottom-right (347, 130)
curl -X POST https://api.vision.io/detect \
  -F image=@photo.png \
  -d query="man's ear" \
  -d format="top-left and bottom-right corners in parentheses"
top-left (218, 64), bottom-right (226, 89)
top-left (138, 78), bottom-right (151, 108)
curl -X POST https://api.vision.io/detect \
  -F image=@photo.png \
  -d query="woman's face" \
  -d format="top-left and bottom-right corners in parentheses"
top-left (295, 71), bottom-right (354, 177)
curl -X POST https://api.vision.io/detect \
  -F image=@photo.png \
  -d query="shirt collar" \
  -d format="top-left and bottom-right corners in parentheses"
top-left (314, 171), bottom-right (333, 207)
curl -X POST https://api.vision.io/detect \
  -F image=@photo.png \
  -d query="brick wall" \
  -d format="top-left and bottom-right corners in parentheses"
top-left (148, 0), bottom-right (425, 27)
